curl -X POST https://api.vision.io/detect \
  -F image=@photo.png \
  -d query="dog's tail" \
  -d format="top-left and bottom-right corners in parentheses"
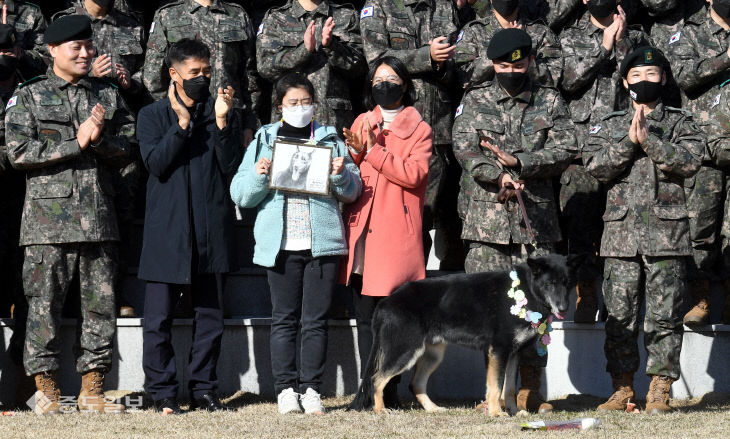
top-left (348, 334), bottom-right (380, 411)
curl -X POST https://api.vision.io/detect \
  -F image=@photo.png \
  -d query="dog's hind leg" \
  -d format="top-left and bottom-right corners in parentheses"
top-left (410, 343), bottom-right (446, 412)
top-left (486, 348), bottom-right (508, 417)
top-left (501, 353), bottom-right (520, 416)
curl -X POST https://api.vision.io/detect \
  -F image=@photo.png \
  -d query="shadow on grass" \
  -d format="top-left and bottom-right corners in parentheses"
top-left (673, 392), bottom-right (730, 413)
top-left (222, 390), bottom-right (274, 408)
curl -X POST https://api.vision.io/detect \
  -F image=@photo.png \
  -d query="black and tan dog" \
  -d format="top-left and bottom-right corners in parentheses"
top-left (349, 254), bottom-right (581, 416)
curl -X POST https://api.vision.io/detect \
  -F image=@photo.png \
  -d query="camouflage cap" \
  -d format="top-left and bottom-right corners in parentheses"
top-left (620, 46), bottom-right (666, 77)
top-left (487, 28), bottom-right (532, 62)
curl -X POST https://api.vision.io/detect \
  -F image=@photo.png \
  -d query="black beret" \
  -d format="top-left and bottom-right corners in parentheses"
top-left (0, 24), bottom-right (17, 50)
top-left (44, 15), bottom-right (93, 45)
top-left (620, 46), bottom-right (666, 77)
top-left (487, 28), bottom-right (532, 63)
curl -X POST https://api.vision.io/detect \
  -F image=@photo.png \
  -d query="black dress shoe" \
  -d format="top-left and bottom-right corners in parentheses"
top-left (155, 397), bottom-right (184, 414)
top-left (190, 392), bottom-right (229, 412)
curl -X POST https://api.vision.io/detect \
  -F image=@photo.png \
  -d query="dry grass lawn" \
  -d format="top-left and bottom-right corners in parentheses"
top-left (0, 392), bottom-right (728, 439)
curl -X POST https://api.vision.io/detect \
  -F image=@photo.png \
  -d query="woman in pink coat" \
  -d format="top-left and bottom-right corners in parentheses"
top-left (342, 56), bottom-right (432, 408)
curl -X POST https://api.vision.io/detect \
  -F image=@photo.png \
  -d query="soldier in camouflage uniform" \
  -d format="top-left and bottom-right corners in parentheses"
top-left (453, 29), bottom-right (578, 413)
top-left (558, 1), bottom-right (647, 322)
top-left (256, 0), bottom-right (366, 135)
top-left (54, 0), bottom-right (146, 318)
top-left (455, 0), bottom-right (586, 32)
top-left (6, 15), bottom-right (135, 414)
top-left (453, 0), bottom-right (564, 89)
top-left (0, 0), bottom-right (48, 76)
top-left (143, 0), bottom-right (259, 144)
top-left (661, 1), bottom-right (730, 325)
top-left (360, 0), bottom-right (464, 269)
top-left (705, 79), bottom-right (730, 324)
top-left (584, 46), bottom-right (703, 413)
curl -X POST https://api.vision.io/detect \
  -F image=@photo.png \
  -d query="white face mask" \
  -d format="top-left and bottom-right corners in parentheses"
top-left (281, 105), bottom-right (314, 128)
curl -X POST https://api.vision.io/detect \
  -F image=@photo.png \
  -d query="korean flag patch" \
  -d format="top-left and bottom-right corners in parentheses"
top-left (455, 104), bottom-right (464, 118)
top-left (669, 31), bottom-right (681, 45)
top-left (361, 6), bottom-right (374, 19)
top-left (257, 23), bottom-right (264, 36)
top-left (456, 30), bottom-right (464, 44)
top-left (6, 95), bottom-right (17, 110)
top-left (630, 90), bottom-right (637, 101)
top-left (713, 93), bottom-right (722, 108)
top-left (150, 21), bottom-right (155, 34)
top-left (589, 125), bottom-right (601, 135)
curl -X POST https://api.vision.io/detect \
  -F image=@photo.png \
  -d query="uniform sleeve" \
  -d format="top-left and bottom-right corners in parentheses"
top-left (20, 8), bottom-right (50, 76)
top-left (669, 25), bottom-right (730, 92)
top-left (90, 89), bottom-right (136, 168)
top-left (454, 22), bottom-right (492, 88)
top-left (6, 90), bottom-right (82, 170)
top-left (639, 114), bottom-right (703, 178)
top-left (238, 10), bottom-right (260, 130)
top-left (583, 118), bottom-right (639, 182)
top-left (230, 128), bottom-right (271, 209)
top-left (514, 93), bottom-right (577, 179)
top-left (324, 9), bottom-right (367, 77)
top-left (363, 123), bottom-right (432, 189)
top-left (707, 99), bottom-right (730, 167)
top-left (559, 30), bottom-right (612, 94)
top-left (256, 11), bottom-right (314, 81)
top-left (359, 2), bottom-right (434, 74)
top-left (142, 11), bottom-right (170, 102)
top-left (452, 95), bottom-right (503, 184)
top-left (533, 26), bottom-right (563, 87)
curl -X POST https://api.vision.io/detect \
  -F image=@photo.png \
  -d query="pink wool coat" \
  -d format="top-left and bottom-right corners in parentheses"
top-left (342, 105), bottom-right (433, 297)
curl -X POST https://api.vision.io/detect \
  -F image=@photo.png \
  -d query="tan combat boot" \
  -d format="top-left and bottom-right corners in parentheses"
top-left (516, 366), bottom-right (553, 413)
top-left (684, 279), bottom-right (710, 325)
top-left (78, 370), bottom-right (125, 414)
top-left (574, 279), bottom-right (598, 323)
top-left (645, 375), bottom-right (674, 414)
top-left (722, 279), bottom-right (730, 325)
top-left (32, 371), bottom-right (62, 415)
top-left (597, 372), bottom-right (635, 411)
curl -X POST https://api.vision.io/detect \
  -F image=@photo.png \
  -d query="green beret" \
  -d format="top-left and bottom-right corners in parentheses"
top-left (620, 46), bottom-right (666, 77)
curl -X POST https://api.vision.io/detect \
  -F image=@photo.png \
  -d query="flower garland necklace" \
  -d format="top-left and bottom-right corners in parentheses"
top-left (508, 270), bottom-right (553, 357)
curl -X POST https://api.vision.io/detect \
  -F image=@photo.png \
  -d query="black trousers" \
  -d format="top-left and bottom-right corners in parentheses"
top-left (267, 251), bottom-right (338, 395)
top-left (142, 273), bottom-right (224, 401)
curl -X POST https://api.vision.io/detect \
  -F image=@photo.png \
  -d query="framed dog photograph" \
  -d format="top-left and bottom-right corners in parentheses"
top-left (269, 139), bottom-right (333, 196)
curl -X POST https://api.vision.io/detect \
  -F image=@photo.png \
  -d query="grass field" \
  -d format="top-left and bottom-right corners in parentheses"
top-left (1, 392), bottom-right (729, 439)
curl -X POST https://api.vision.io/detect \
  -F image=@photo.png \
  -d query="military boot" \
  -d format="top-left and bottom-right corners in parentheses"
top-left (516, 366), bottom-right (553, 413)
top-left (645, 375), bottom-right (674, 414)
top-left (32, 371), bottom-right (62, 415)
top-left (574, 279), bottom-right (598, 323)
top-left (683, 279), bottom-right (710, 325)
top-left (722, 279), bottom-right (730, 324)
top-left (78, 370), bottom-right (125, 413)
top-left (597, 372), bottom-right (635, 411)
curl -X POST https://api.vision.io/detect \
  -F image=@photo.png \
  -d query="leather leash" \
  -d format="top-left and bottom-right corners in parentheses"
top-left (497, 182), bottom-right (536, 243)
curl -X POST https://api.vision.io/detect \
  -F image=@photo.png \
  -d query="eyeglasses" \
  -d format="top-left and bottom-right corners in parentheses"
top-left (284, 98), bottom-right (313, 106)
top-left (372, 75), bottom-right (402, 86)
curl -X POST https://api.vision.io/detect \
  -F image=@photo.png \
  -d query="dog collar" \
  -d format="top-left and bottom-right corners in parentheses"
top-left (508, 270), bottom-right (553, 356)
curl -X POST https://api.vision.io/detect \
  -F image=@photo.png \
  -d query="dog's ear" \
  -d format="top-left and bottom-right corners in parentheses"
top-left (526, 256), bottom-right (546, 277)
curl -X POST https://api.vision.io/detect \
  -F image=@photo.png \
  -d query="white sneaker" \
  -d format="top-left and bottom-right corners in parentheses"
top-left (277, 388), bottom-right (302, 414)
top-left (300, 388), bottom-right (325, 415)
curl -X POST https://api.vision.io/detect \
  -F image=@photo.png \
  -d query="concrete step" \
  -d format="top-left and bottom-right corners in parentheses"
top-left (1, 319), bottom-right (727, 407)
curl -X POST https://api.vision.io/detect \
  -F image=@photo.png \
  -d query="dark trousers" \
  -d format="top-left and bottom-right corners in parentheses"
top-left (142, 273), bottom-right (224, 401)
top-left (267, 251), bottom-right (338, 395)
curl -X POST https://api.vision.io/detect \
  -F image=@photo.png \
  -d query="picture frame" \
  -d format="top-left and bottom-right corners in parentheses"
top-left (268, 138), bottom-right (333, 196)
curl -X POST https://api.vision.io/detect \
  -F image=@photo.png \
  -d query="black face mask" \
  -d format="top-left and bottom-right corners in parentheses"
top-left (491, 0), bottom-right (519, 17)
top-left (181, 75), bottom-right (210, 102)
top-left (372, 81), bottom-right (404, 108)
top-left (0, 55), bottom-right (17, 81)
top-left (587, 0), bottom-right (616, 19)
top-left (628, 80), bottom-right (663, 104)
top-left (714, 0), bottom-right (730, 19)
top-left (91, 0), bottom-right (115, 8)
top-left (496, 71), bottom-right (527, 95)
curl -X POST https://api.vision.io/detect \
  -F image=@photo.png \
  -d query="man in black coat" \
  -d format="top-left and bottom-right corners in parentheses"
top-left (136, 38), bottom-right (241, 414)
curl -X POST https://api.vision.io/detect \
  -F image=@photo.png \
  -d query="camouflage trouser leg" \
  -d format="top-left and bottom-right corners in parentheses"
top-left (603, 256), bottom-right (685, 380)
top-left (685, 165), bottom-right (724, 281)
top-left (464, 241), bottom-right (554, 368)
top-left (558, 164), bottom-right (604, 282)
top-left (23, 243), bottom-right (117, 376)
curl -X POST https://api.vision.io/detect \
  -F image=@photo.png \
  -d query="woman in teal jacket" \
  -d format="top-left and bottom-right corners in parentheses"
top-left (230, 73), bottom-right (361, 415)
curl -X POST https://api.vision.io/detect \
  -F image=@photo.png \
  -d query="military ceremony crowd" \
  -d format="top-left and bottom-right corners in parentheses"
top-left (0, 0), bottom-right (728, 419)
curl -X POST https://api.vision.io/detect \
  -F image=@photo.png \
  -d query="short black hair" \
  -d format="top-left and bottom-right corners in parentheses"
top-left (274, 72), bottom-right (316, 108)
top-left (166, 38), bottom-right (210, 67)
top-left (363, 56), bottom-right (415, 110)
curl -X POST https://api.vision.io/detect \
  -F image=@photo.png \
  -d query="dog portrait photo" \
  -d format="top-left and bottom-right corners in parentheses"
top-left (269, 140), bottom-right (332, 195)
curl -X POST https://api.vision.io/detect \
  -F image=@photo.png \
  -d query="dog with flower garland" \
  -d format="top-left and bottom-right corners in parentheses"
top-left (348, 254), bottom-right (581, 416)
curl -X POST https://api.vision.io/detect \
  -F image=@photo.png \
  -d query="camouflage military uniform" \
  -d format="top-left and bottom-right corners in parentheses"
top-left (454, 10), bottom-right (563, 89)
top-left (2, 0), bottom-right (48, 77)
top-left (360, 0), bottom-right (463, 267)
top-left (662, 5), bottom-right (730, 284)
top-left (583, 103), bottom-right (703, 379)
top-left (5, 69), bottom-right (136, 375)
top-left (143, 0), bottom-right (259, 131)
top-left (256, 0), bottom-right (366, 134)
top-left (558, 12), bottom-right (647, 281)
top-left (457, 0), bottom-right (585, 31)
top-left (453, 79), bottom-right (577, 366)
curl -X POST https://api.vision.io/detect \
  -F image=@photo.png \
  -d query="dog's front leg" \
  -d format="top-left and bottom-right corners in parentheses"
top-left (502, 353), bottom-right (520, 416)
top-left (486, 349), bottom-right (508, 417)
